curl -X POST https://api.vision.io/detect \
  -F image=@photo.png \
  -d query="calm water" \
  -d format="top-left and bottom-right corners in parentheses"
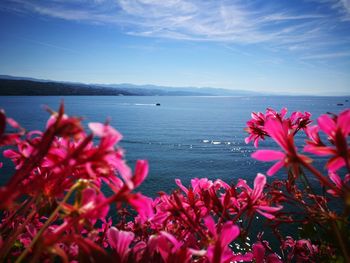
top-left (0, 96), bottom-right (349, 196)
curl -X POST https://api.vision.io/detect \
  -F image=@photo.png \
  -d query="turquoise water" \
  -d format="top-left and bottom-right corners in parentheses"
top-left (0, 96), bottom-right (348, 196)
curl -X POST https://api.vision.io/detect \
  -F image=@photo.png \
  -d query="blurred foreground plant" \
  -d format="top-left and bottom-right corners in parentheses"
top-left (0, 104), bottom-right (349, 262)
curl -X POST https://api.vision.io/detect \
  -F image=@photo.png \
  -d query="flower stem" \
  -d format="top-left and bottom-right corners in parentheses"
top-left (300, 160), bottom-right (339, 193)
top-left (15, 182), bottom-right (79, 263)
top-left (0, 209), bottom-right (36, 261)
top-left (331, 220), bottom-right (350, 262)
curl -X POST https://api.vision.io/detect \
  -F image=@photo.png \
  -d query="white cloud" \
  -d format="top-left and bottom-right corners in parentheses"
top-left (312, 0), bottom-right (350, 20)
top-left (2, 0), bottom-right (349, 50)
top-left (302, 51), bottom-right (350, 59)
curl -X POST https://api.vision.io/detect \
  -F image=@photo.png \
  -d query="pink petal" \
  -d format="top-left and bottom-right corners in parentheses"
top-left (128, 193), bottom-right (154, 222)
top-left (88, 122), bottom-right (122, 144)
top-left (175, 179), bottom-right (189, 195)
top-left (81, 188), bottom-right (96, 208)
top-left (280, 108), bottom-right (288, 118)
top-left (267, 160), bottom-right (285, 176)
top-left (317, 114), bottom-right (336, 137)
top-left (266, 253), bottom-right (283, 263)
top-left (253, 138), bottom-right (259, 148)
top-left (81, 188), bottom-right (109, 220)
top-left (338, 109), bottom-right (350, 135)
top-left (214, 179), bottom-right (230, 190)
top-left (252, 242), bottom-right (265, 263)
top-left (251, 173), bottom-right (266, 203)
top-left (245, 136), bottom-right (252, 144)
top-left (252, 150), bottom-right (285, 161)
top-left (220, 222), bottom-right (240, 247)
top-left (6, 118), bottom-right (21, 129)
top-left (327, 156), bottom-right (345, 172)
top-left (203, 216), bottom-right (216, 236)
top-left (114, 160), bottom-right (133, 189)
top-left (327, 189), bottom-right (340, 197)
top-left (88, 122), bottom-right (106, 137)
top-left (133, 160), bottom-right (148, 188)
top-left (305, 125), bottom-right (319, 142)
top-left (46, 115), bottom-right (57, 129)
top-left (3, 149), bottom-right (19, 159)
top-left (329, 172), bottom-right (342, 188)
top-left (264, 118), bottom-right (288, 151)
top-left (258, 205), bottom-right (283, 212)
top-left (107, 227), bottom-right (134, 261)
top-left (256, 209), bottom-right (276, 219)
top-left (304, 145), bottom-right (334, 156)
top-left (232, 252), bottom-right (253, 262)
top-left (160, 231), bottom-right (182, 251)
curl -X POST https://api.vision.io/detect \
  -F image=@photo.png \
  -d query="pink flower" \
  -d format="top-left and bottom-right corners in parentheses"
top-left (127, 193), bottom-right (155, 223)
top-left (147, 231), bottom-right (192, 262)
top-left (46, 104), bottom-right (84, 139)
top-left (88, 122), bottom-right (122, 149)
top-left (304, 109), bottom-right (350, 172)
top-left (107, 227), bottom-right (134, 263)
top-left (0, 110), bottom-right (24, 146)
top-left (289, 111), bottom-right (312, 131)
top-left (282, 236), bottom-right (318, 262)
top-left (327, 172), bottom-right (350, 197)
top-left (252, 242), bottom-right (282, 263)
top-left (237, 173), bottom-right (283, 219)
top-left (245, 111), bottom-right (268, 148)
top-left (204, 216), bottom-right (246, 263)
top-left (80, 188), bottom-right (109, 222)
top-left (132, 160), bottom-right (149, 188)
top-left (252, 117), bottom-right (310, 176)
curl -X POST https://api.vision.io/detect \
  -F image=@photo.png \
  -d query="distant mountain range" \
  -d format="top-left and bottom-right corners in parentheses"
top-left (0, 75), bottom-right (262, 96)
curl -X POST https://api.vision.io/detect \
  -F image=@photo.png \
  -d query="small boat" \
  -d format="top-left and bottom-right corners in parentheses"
top-left (156, 103), bottom-right (161, 106)
top-left (337, 103), bottom-right (344, 106)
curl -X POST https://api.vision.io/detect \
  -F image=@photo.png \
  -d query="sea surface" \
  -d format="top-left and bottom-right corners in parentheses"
top-left (0, 96), bottom-right (349, 196)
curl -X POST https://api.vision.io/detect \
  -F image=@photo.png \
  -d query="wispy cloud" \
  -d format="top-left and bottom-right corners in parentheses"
top-left (310, 0), bottom-right (350, 20)
top-left (328, 0), bottom-right (350, 21)
top-left (17, 37), bottom-right (78, 54)
top-left (2, 0), bottom-right (349, 53)
top-left (302, 51), bottom-right (350, 59)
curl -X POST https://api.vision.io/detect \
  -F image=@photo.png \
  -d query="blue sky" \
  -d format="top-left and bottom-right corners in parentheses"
top-left (0, 0), bottom-right (349, 95)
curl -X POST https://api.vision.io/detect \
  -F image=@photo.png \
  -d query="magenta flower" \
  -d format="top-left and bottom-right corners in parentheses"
top-left (80, 188), bottom-right (109, 222)
top-left (237, 173), bottom-right (282, 219)
top-left (245, 111), bottom-right (268, 148)
top-left (327, 172), bottom-right (350, 197)
top-left (289, 111), bottom-right (312, 130)
top-left (132, 160), bottom-right (149, 188)
top-left (304, 109), bottom-right (350, 172)
top-left (127, 193), bottom-right (155, 223)
top-left (252, 242), bottom-right (282, 263)
top-left (88, 122), bottom-right (122, 150)
top-left (0, 110), bottom-right (24, 146)
top-left (147, 231), bottom-right (192, 263)
top-left (252, 117), bottom-right (310, 176)
top-left (204, 216), bottom-right (252, 263)
top-left (282, 236), bottom-right (318, 262)
top-left (245, 108), bottom-right (291, 148)
top-left (107, 227), bottom-right (134, 263)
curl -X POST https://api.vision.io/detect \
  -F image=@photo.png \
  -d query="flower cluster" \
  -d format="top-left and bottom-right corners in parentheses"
top-left (0, 104), bottom-right (349, 262)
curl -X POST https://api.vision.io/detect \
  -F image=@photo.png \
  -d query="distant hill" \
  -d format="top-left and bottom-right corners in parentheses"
top-left (0, 75), bottom-right (262, 96)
